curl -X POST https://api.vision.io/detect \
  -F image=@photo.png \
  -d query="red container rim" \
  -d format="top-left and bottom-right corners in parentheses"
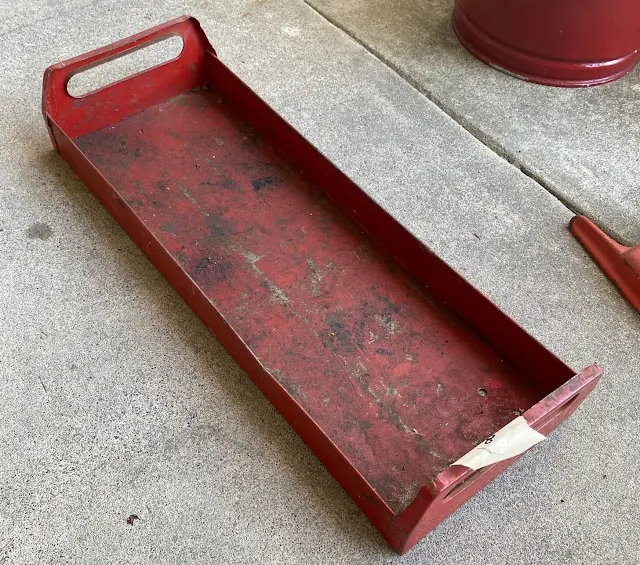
top-left (453, 6), bottom-right (640, 87)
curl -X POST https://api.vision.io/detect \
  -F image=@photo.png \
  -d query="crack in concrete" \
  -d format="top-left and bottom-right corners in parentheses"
top-left (301, 1), bottom-right (584, 219)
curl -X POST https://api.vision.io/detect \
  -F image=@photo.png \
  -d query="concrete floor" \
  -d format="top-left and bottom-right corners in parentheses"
top-left (307, 0), bottom-right (640, 245)
top-left (1, 0), bottom-right (638, 563)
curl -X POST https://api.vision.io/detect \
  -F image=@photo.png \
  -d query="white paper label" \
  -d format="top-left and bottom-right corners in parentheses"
top-left (452, 416), bottom-right (545, 471)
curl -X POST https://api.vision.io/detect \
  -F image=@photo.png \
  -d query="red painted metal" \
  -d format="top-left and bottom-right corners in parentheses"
top-left (43, 17), bottom-right (603, 554)
top-left (571, 215), bottom-right (640, 315)
top-left (453, 0), bottom-right (640, 86)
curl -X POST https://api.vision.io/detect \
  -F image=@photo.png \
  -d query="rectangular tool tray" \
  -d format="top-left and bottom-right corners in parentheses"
top-left (43, 17), bottom-right (602, 554)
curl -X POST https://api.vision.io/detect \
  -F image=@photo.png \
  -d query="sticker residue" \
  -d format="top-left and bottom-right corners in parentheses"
top-left (453, 416), bottom-right (545, 471)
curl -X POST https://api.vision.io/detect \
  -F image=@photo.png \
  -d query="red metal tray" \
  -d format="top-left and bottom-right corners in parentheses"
top-left (43, 17), bottom-right (603, 554)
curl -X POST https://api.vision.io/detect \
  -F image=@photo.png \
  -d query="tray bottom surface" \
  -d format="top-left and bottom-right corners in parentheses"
top-left (76, 89), bottom-right (543, 512)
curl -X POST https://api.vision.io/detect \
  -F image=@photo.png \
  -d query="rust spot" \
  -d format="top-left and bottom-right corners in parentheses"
top-left (381, 295), bottom-right (401, 314)
top-left (195, 257), bottom-right (213, 270)
top-left (252, 176), bottom-right (275, 191)
top-left (205, 210), bottom-right (235, 245)
top-left (159, 222), bottom-right (176, 234)
top-left (321, 312), bottom-right (356, 353)
top-left (194, 256), bottom-right (233, 283)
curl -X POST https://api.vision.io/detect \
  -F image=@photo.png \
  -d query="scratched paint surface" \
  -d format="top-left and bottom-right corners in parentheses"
top-left (76, 90), bottom-right (542, 512)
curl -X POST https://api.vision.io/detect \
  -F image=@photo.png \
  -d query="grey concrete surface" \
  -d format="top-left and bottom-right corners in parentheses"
top-left (0, 0), bottom-right (638, 563)
top-left (306, 0), bottom-right (640, 246)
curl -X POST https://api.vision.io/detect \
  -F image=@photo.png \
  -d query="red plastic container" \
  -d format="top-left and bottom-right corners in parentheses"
top-left (453, 0), bottom-right (640, 86)
top-left (43, 17), bottom-right (603, 553)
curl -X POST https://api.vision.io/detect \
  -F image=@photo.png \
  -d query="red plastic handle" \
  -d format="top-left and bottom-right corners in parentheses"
top-left (571, 215), bottom-right (640, 316)
top-left (43, 16), bottom-right (214, 138)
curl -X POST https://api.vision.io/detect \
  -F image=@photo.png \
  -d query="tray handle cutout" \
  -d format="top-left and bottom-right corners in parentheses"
top-left (443, 468), bottom-right (486, 502)
top-left (66, 35), bottom-right (185, 98)
top-left (42, 16), bottom-right (214, 139)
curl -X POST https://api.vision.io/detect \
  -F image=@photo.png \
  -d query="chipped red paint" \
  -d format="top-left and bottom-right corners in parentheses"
top-left (43, 17), bottom-right (603, 554)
